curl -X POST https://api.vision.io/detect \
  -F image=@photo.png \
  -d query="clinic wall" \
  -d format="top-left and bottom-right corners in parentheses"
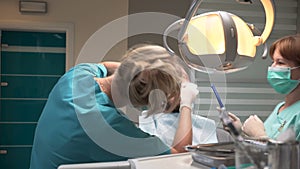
top-left (128, 0), bottom-right (191, 48)
top-left (0, 0), bottom-right (129, 67)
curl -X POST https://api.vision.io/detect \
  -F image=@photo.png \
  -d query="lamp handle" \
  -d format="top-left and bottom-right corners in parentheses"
top-left (163, 0), bottom-right (203, 55)
top-left (177, 0), bottom-right (203, 44)
top-left (163, 19), bottom-right (183, 55)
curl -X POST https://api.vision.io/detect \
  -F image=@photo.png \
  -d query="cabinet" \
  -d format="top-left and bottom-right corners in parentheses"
top-left (0, 30), bottom-right (66, 169)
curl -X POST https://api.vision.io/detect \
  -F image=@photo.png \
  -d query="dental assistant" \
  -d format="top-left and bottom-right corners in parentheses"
top-left (29, 44), bottom-right (199, 169)
top-left (230, 34), bottom-right (300, 140)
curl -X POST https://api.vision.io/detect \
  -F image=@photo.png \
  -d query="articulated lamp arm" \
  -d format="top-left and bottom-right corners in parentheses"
top-left (258, 0), bottom-right (275, 45)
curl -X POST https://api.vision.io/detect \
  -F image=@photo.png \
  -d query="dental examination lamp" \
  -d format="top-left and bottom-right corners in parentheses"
top-left (163, 0), bottom-right (275, 73)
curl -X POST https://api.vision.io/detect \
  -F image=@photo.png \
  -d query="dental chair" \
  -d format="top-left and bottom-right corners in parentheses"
top-left (57, 160), bottom-right (130, 169)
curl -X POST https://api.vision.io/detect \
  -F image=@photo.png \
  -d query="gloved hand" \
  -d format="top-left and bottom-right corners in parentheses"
top-left (179, 82), bottom-right (199, 111)
top-left (225, 112), bottom-right (243, 132)
top-left (216, 106), bottom-right (243, 132)
top-left (242, 115), bottom-right (267, 138)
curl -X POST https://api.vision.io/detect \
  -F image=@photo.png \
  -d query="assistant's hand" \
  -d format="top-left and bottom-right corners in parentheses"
top-left (226, 112), bottom-right (243, 132)
top-left (242, 115), bottom-right (267, 138)
top-left (179, 82), bottom-right (199, 111)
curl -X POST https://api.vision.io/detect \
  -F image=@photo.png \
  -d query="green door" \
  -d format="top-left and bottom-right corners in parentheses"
top-left (0, 30), bottom-right (66, 169)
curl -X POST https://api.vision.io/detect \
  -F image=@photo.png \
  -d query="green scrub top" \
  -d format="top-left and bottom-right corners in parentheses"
top-left (264, 100), bottom-right (300, 140)
top-left (30, 63), bottom-right (170, 169)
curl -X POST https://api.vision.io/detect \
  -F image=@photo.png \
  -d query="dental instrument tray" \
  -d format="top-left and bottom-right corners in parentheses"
top-left (186, 142), bottom-right (235, 168)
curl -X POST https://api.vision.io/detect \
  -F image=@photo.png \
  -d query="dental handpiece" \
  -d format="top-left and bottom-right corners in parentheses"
top-left (211, 84), bottom-right (243, 141)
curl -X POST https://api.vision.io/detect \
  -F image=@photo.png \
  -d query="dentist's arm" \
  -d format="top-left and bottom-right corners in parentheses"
top-left (171, 82), bottom-right (199, 153)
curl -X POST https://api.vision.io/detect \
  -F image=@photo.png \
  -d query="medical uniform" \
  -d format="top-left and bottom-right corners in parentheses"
top-left (30, 63), bottom-right (170, 169)
top-left (264, 100), bottom-right (300, 140)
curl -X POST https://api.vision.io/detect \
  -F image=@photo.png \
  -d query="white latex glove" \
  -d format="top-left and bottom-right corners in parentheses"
top-left (226, 112), bottom-right (243, 132)
top-left (242, 115), bottom-right (267, 138)
top-left (215, 107), bottom-right (242, 132)
top-left (179, 82), bottom-right (199, 111)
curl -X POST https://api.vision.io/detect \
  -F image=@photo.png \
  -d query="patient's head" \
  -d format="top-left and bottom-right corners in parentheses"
top-left (112, 44), bottom-right (185, 116)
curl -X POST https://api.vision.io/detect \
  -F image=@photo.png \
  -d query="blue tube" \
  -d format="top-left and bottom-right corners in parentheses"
top-left (211, 84), bottom-right (224, 108)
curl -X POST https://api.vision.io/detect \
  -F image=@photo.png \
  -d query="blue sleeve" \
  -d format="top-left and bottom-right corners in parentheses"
top-left (70, 63), bottom-right (108, 78)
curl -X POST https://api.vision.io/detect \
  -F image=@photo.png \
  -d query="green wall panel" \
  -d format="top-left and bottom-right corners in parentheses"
top-left (1, 76), bottom-right (59, 98)
top-left (0, 100), bottom-right (46, 122)
top-left (0, 147), bottom-right (32, 169)
top-left (0, 124), bottom-right (36, 145)
top-left (2, 31), bottom-right (66, 47)
top-left (0, 30), bottom-right (66, 169)
top-left (2, 51), bottom-right (65, 75)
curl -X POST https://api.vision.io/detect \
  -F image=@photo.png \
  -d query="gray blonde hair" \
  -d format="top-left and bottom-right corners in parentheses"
top-left (111, 44), bottom-right (185, 117)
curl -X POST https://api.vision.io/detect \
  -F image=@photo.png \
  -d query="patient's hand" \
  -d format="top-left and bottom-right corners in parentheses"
top-left (179, 82), bottom-right (199, 111)
top-left (242, 115), bottom-right (267, 138)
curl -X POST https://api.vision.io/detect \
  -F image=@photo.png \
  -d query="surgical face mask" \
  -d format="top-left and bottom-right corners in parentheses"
top-left (267, 66), bottom-right (300, 94)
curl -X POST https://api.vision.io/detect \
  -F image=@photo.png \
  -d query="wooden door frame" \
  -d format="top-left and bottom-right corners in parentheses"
top-left (0, 20), bottom-right (74, 70)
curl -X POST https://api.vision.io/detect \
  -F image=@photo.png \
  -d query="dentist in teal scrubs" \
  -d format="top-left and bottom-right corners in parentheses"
top-left (29, 44), bottom-right (199, 169)
top-left (229, 34), bottom-right (300, 140)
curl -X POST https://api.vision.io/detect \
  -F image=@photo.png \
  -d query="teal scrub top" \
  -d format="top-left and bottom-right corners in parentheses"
top-left (264, 100), bottom-right (300, 140)
top-left (30, 63), bottom-right (170, 169)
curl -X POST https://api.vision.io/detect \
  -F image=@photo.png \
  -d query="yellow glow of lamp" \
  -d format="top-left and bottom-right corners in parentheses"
top-left (163, 0), bottom-right (275, 73)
